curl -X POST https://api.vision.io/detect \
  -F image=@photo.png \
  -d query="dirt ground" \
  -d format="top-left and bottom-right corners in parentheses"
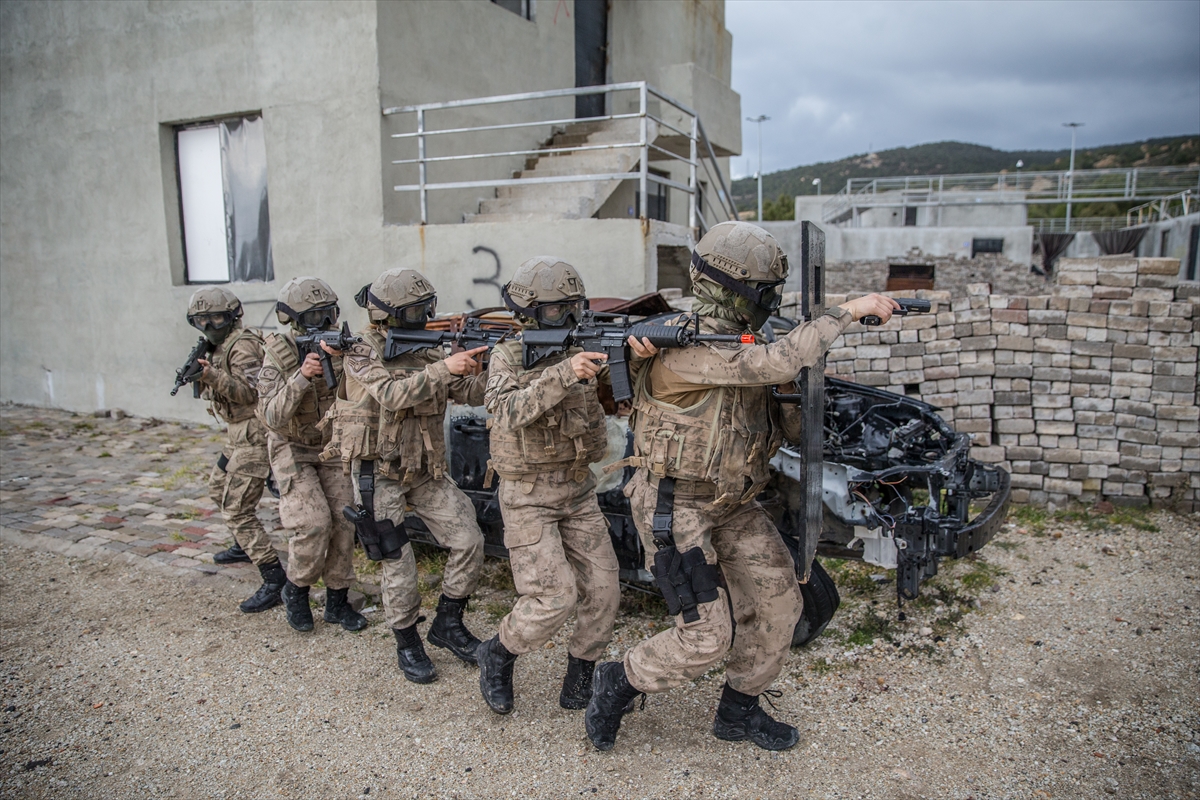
top-left (1, 406), bottom-right (1198, 799)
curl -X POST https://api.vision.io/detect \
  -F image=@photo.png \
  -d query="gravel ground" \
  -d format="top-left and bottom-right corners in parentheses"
top-left (0, 407), bottom-right (1198, 799)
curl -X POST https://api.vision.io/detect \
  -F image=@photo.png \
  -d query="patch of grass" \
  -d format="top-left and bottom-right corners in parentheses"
top-left (169, 532), bottom-right (187, 542)
top-left (477, 560), bottom-right (515, 594)
top-left (1106, 507), bottom-right (1159, 532)
top-left (823, 558), bottom-right (888, 596)
top-left (353, 550), bottom-right (382, 576)
top-left (413, 542), bottom-right (448, 576)
top-left (98, 452), bottom-right (112, 458)
top-left (483, 600), bottom-right (512, 623)
top-left (619, 589), bottom-right (669, 620)
top-left (169, 508), bottom-right (202, 521)
top-left (1008, 502), bottom-right (1160, 536)
top-left (161, 463), bottom-right (206, 491)
top-left (1074, 562), bottom-right (1090, 571)
top-left (808, 659), bottom-right (838, 676)
top-left (959, 557), bottom-right (1005, 592)
top-left (1008, 504), bottom-right (1050, 532)
top-left (847, 611), bottom-right (893, 646)
top-left (992, 540), bottom-right (1021, 551)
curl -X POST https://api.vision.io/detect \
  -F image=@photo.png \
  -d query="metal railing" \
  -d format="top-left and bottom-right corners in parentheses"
top-left (382, 82), bottom-right (738, 231)
top-left (823, 166), bottom-right (1200, 225)
top-left (1126, 189), bottom-right (1196, 226)
top-left (1031, 217), bottom-right (1132, 234)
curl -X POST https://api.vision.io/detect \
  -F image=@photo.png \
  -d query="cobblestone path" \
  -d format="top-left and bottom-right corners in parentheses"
top-left (0, 404), bottom-right (383, 600)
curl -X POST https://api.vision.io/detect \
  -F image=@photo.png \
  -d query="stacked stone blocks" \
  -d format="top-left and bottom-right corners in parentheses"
top-left (782, 256), bottom-right (1199, 509)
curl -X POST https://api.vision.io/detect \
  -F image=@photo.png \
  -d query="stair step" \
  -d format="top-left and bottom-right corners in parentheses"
top-left (464, 117), bottom-right (659, 223)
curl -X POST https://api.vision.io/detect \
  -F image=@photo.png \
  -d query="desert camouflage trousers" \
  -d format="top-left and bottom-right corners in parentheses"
top-left (622, 471), bottom-right (803, 697)
top-left (206, 455), bottom-right (273, 565)
top-left (275, 460), bottom-right (356, 590)
top-left (496, 470), bottom-right (620, 662)
top-left (353, 462), bottom-right (484, 631)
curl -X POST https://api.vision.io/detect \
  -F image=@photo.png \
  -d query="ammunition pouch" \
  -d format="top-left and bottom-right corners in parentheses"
top-left (648, 476), bottom-right (719, 623)
top-left (343, 460), bottom-right (408, 561)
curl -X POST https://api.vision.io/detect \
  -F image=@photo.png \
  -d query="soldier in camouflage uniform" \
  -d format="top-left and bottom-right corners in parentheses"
top-left (322, 268), bottom-right (488, 683)
top-left (186, 287), bottom-right (283, 613)
top-left (585, 221), bottom-right (899, 752)
top-left (258, 277), bottom-right (366, 634)
top-left (476, 257), bottom-right (621, 715)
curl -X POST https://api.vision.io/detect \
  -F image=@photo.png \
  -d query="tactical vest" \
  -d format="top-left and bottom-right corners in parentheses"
top-left (320, 328), bottom-right (450, 483)
top-left (487, 340), bottom-right (609, 477)
top-left (262, 331), bottom-right (340, 448)
top-left (204, 326), bottom-right (263, 425)
top-left (628, 353), bottom-right (783, 510)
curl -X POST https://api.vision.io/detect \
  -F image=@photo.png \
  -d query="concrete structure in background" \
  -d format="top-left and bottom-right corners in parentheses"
top-left (0, 0), bottom-right (741, 422)
top-left (785, 175), bottom-right (1200, 293)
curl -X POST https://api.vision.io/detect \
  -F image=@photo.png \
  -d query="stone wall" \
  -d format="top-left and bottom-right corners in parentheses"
top-left (823, 249), bottom-right (1052, 298)
top-left (780, 256), bottom-right (1199, 510)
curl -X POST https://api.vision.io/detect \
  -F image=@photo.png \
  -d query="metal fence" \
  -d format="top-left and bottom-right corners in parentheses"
top-left (382, 82), bottom-right (738, 231)
top-left (823, 166), bottom-right (1200, 225)
top-left (1031, 217), bottom-right (1131, 234)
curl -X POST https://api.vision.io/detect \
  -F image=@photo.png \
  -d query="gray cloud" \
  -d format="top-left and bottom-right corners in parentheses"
top-left (726, 0), bottom-right (1200, 178)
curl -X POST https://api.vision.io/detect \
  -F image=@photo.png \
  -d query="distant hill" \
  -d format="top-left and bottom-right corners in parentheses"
top-left (730, 135), bottom-right (1199, 209)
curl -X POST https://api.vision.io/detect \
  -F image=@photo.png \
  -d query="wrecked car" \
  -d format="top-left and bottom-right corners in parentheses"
top-left (406, 301), bottom-right (1011, 648)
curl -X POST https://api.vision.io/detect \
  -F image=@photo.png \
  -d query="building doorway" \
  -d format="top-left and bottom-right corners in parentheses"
top-left (575, 0), bottom-right (608, 118)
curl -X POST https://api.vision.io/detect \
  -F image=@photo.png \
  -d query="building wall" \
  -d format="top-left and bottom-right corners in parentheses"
top-left (1, 1), bottom-right (732, 424)
top-left (377, 0), bottom-right (576, 226)
top-left (1, 0), bottom-right (387, 423)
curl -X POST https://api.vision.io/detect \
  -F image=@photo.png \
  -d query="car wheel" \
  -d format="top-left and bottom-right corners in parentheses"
top-left (792, 558), bottom-right (840, 648)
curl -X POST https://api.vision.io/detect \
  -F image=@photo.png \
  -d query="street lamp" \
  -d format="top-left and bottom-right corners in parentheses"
top-left (1063, 122), bottom-right (1083, 231)
top-left (813, 178), bottom-right (821, 196)
top-left (747, 115), bottom-right (769, 220)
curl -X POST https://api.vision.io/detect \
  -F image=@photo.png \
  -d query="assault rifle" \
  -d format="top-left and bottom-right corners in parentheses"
top-left (522, 311), bottom-right (753, 402)
top-left (295, 322), bottom-right (362, 389)
top-left (171, 336), bottom-right (216, 398)
top-left (861, 298), bottom-right (931, 326)
top-left (382, 316), bottom-right (516, 360)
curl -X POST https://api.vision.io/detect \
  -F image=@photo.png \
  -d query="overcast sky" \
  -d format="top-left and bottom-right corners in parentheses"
top-left (726, 0), bottom-right (1200, 179)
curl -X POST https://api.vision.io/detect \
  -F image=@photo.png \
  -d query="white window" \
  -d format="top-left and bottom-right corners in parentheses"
top-left (175, 115), bottom-right (273, 283)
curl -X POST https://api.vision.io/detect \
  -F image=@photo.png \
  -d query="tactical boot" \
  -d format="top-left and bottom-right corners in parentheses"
top-left (585, 661), bottom-right (641, 751)
top-left (427, 594), bottom-right (481, 665)
top-left (559, 654), bottom-right (596, 710)
top-left (711, 683), bottom-right (800, 751)
top-left (477, 636), bottom-right (517, 714)
top-left (239, 560), bottom-right (286, 614)
top-left (213, 541), bottom-right (251, 564)
top-left (323, 588), bottom-right (368, 632)
top-left (393, 625), bottom-right (437, 684)
top-left (281, 580), bottom-right (314, 632)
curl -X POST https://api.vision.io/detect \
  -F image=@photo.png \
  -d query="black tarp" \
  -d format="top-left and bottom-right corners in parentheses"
top-left (1093, 227), bottom-right (1149, 256)
top-left (1037, 233), bottom-right (1075, 273)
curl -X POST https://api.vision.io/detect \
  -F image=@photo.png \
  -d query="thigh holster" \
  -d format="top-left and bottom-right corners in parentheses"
top-left (648, 477), bottom-right (720, 623)
top-left (342, 460), bottom-right (408, 561)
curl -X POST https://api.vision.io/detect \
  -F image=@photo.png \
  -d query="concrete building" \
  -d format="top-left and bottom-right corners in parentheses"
top-left (0, 0), bottom-right (742, 422)
top-left (777, 169), bottom-right (1200, 296)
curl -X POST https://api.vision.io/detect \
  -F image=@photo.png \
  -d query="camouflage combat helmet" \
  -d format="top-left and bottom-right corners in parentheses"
top-left (690, 222), bottom-right (788, 327)
top-left (502, 256), bottom-right (587, 328)
top-left (275, 277), bottom-right (339, 329)
top-left (354, 268), bottom-right (437, 328)
top-left (187, 286), bottom-right (243, 340)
